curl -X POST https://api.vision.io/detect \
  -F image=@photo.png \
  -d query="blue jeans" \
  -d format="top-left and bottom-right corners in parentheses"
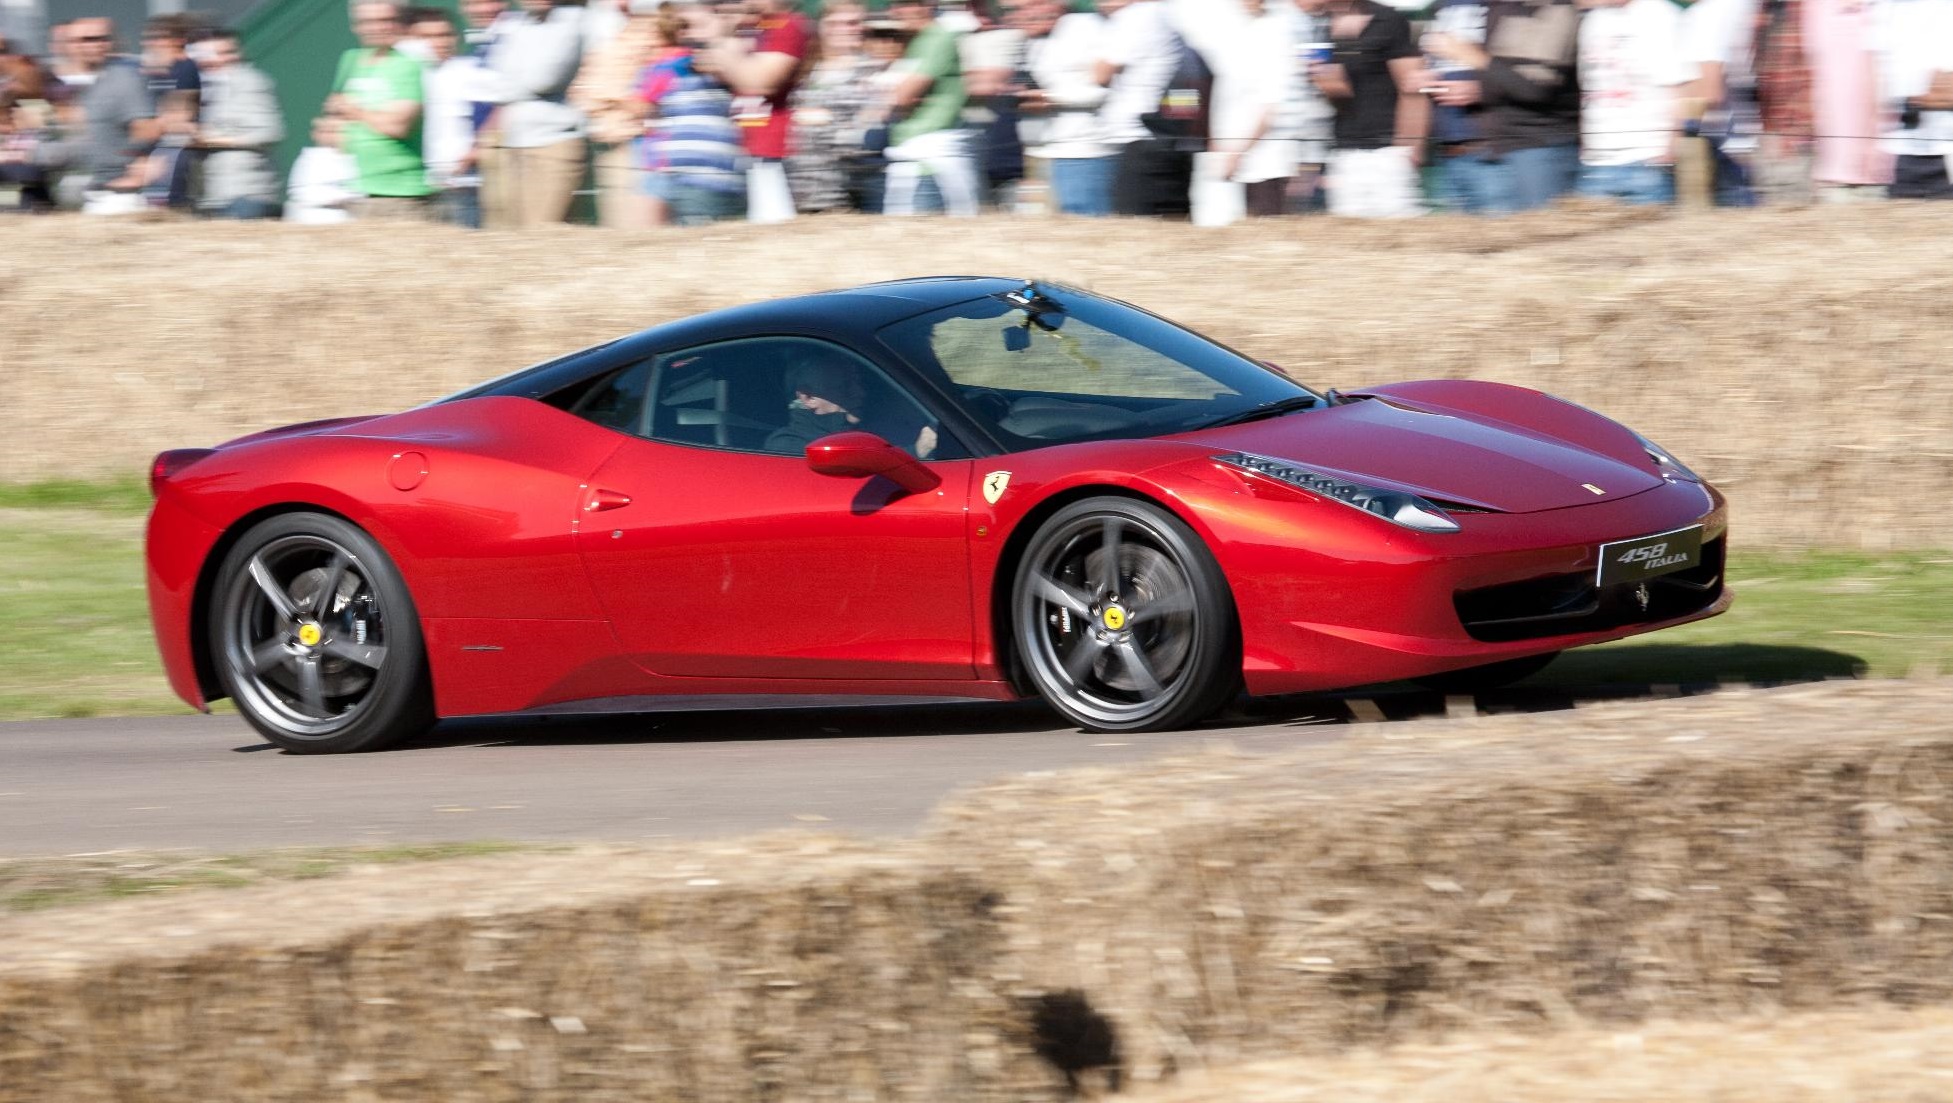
top-left (1435, 149), bottom-right (1503, 214)
top-left (1577, 161), bottom-right (1674, 205)
top-left (667, 179), bottom-right (745, 226)
top-left (438, 186), bottom-right (482, 229)
top-left (1710, 140), bottom-right (1756, 207)
top-left (209, 196), bottom-right (279, 220)
top-left (1492, 144), bottom-right (1581, 213)
top-left (1048, 155), bottom-right (1116, 217)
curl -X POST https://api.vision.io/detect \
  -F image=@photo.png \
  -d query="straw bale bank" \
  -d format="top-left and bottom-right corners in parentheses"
top-left (3, 207), bottom-right (1952, 548)
top-left (5, 679), bottom-right (1953, 1099)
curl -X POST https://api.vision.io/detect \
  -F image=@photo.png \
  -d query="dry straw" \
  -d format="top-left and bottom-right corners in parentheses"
top-left (4, 680), bottom-right (1953, 1100)
top-left (1124, 1006), bottom-right (1953, 1103)
top-left (2, 208), bottom-right (1950, 548)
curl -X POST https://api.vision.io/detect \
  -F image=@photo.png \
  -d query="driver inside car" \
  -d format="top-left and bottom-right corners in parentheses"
top-left (766, 356), bottom-right (939, 460)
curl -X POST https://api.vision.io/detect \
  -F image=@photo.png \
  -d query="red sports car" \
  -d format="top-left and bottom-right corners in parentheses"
top-left (147, 278), bottom-right (1728, 752)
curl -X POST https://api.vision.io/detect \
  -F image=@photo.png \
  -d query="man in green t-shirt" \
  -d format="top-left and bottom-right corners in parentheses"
top-left (883, 0), bottom-right (981, 216)
top-left (321, 0), bottom-right (432, 216)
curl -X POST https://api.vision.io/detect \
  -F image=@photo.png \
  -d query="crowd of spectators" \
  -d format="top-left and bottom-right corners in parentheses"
top-left (0, 0), bottom-right (1949, 225)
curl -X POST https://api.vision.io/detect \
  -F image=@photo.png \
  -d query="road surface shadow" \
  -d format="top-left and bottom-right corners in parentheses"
top-left (1241, 642), bottom-right (1870, 728)
top-left (247, 643), bottom-right (1868, 753)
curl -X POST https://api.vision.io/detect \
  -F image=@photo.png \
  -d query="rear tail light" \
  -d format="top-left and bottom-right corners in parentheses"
top-left (150, 449), bottom-right (215, 497)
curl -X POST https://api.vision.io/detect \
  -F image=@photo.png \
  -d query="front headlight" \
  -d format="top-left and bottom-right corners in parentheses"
top-left (1215, 452), bottom-right (1461, 534)
top-left (1633, 432), bottom-right (1703, 483)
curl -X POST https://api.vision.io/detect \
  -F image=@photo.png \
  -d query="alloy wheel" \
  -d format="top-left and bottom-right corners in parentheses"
top-left (1017, 510), bottom-right (1206, 728)
top-left (221, 534), bottom-right (392, 739)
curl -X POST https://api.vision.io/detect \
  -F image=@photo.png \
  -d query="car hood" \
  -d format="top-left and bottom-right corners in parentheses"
top-left (1185, 394), bottom-right (1665, 514)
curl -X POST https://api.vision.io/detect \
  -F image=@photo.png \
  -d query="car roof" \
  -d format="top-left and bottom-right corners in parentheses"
top-left (643, 276), bottom-right (1025, 344)
top-left (450, 277), bottom-right (1027, 404)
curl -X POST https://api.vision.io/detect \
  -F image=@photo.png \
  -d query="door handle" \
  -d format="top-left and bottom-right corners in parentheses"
top-left (583, 488), bottom-right (633, 513)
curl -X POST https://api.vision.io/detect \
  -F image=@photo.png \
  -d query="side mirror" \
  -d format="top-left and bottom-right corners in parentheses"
top-left (806, 431), bottom-right (941, 494)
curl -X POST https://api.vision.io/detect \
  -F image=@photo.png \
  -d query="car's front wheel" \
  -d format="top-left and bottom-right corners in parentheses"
top-left (211, 512), bottom-right (433, 753)
top-left (1013, 497), bottom-right (1240, 732)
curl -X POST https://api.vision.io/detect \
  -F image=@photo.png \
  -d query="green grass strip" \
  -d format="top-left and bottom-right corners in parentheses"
top-left (1, 496), bottom-right (1949, 721)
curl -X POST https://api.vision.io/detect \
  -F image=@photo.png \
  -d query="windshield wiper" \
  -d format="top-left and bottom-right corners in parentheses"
top-left (1197, 395), bottom-right (1321, 430)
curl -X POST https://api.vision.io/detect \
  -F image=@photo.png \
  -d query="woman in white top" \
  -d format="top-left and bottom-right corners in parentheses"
top-left (1017, 0), bottom-right (1116, 215)
top-left (1208, 0), bottom-right (1300, 215)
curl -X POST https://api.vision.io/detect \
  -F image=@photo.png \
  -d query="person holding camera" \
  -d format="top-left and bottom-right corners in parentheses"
top-left (1874, 0), bottom-right (1953, 199)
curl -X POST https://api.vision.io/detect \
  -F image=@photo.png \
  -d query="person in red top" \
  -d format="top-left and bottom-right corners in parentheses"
top-left (702, 0), bottom-right (812, 219)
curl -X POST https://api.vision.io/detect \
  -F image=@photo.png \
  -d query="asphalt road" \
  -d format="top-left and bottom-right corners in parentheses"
top-left (0, 684), bottom-right (1727, 857)
top-left (0, 699), bottom-right (1364, 856)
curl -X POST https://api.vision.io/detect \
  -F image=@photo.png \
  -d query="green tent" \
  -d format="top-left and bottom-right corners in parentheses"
top-left (238, 0), bottom-right (463, 176)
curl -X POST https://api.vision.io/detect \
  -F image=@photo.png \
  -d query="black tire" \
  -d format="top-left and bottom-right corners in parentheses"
top-left (1013, 496), bottom-right (1240, 732)
top-left (210, 512), bottom-right (433, 753)
top-left (1413, 651), bottom-right (1560, 693)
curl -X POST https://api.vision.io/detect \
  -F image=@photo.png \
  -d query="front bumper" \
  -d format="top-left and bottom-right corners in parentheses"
top-left (1226, 478), bottom-right (1730, 696)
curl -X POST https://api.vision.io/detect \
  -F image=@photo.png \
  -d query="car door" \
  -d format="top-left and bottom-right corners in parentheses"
top-left (571, 335), bottom-right (978, 682)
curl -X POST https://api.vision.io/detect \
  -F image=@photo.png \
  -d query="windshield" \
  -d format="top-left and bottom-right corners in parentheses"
top-left (877, 287), bottom-right (1318, 450)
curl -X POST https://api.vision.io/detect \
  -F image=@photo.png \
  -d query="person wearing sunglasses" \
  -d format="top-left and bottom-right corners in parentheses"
top-left (33, 18), bottom-right (159, 208)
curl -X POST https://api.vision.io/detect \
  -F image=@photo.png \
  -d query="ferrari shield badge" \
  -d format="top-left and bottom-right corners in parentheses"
top-left (983, 471), bottom-right (1012, 505)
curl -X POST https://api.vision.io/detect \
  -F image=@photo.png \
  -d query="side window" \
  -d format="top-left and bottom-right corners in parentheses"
top-left (553, 337), bottom-right (960, 460)
top-left (650, 338), bottom-right (956, 460)
top-left (563, 358), bottom-right (655, 435)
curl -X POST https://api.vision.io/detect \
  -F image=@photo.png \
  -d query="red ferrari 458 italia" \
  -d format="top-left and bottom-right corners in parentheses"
top-left (146, 278), bottom-right (1728, 752)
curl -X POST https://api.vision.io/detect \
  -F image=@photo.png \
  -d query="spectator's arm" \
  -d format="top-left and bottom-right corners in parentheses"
top-left (1388, 54), bottom-right (1429, 161)
top-left (1311, 62), bottom-right (1353, 100)
top-left (483, 26), bottom-right (583, 102)
top-left (1919, 70), bottom-right (1953, 110)
top-left (346, 98), bottom-right (422, 140)
top-left (965, 65), bottom-right (1013, 98)
top-left (1688, 60), bottom-right (1726, 115)
top-left (718, 48), bottom-right (802, 98)
top-left (1473, 7), bottom-right (1578, 107)
top-left (890, 70), bottom-right (934, 110)
top-left (1036, 28), bottom-right (1110, 111)
top-left (208, 71), bottom-right (286, 148)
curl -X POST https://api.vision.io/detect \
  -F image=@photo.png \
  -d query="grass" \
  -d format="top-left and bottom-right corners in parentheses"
top-left (0, 842), bottom-right (544, 914)
top-left (1544, 550), bottom-right (1953, 688)
top-left (1, 483), bottom-right (1949, 722)
top-left (0, 477), bottom-right (151, 512)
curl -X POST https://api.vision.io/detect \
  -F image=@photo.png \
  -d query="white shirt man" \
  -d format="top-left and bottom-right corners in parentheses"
top-left (1873, 0), bottom-right (1953, 197)
top-left (1680, 0), bottom-right (1760, 145)
top-left (1207, 0), bottom-right (1299, 197)
top-left (1097, 0), bottom-right (1182, 146)
top-left (1576, 0), bottom-right (1694, 203)
top-left (1024, 8), bottom-right (1112, 159)
top-left (1275, 1), bottom-right (1333, 169)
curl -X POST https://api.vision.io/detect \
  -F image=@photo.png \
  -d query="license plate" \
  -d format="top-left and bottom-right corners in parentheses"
top-left (1596, 525), bottom-right (1704, 588)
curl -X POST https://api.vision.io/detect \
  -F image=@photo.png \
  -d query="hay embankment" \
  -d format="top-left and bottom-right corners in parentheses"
top-left (4, 207), bottom-right (1952, 548)
top-left (6, 679), bottom-right (1953, 1099)
top-left (1125, 1006), bottom-right (1953, 1103)
top-left (0, 840), bottom-right (1056, 1102)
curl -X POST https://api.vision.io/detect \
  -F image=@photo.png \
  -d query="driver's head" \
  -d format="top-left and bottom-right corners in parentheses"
top-left (787, 357), bottom-right (866, 417)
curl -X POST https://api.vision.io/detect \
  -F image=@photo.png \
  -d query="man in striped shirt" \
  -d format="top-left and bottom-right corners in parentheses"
top-left (638, 21), bottom-right (749, 224)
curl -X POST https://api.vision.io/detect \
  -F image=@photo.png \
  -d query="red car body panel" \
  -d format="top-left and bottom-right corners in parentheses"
top-left (146, 289), bottom-right (1730, 724)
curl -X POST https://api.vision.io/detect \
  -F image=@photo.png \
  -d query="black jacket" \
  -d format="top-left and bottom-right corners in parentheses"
top-left (1478, 0), bottom-right (1581, 155)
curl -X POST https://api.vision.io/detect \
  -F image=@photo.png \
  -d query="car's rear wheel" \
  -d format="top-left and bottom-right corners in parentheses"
top-left (1014, 497), bottom-right (1239, 732)
top-left (1413, 651), bottom-right (1560, 693)
top-left (211, 513), bottom-right (432, 754)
